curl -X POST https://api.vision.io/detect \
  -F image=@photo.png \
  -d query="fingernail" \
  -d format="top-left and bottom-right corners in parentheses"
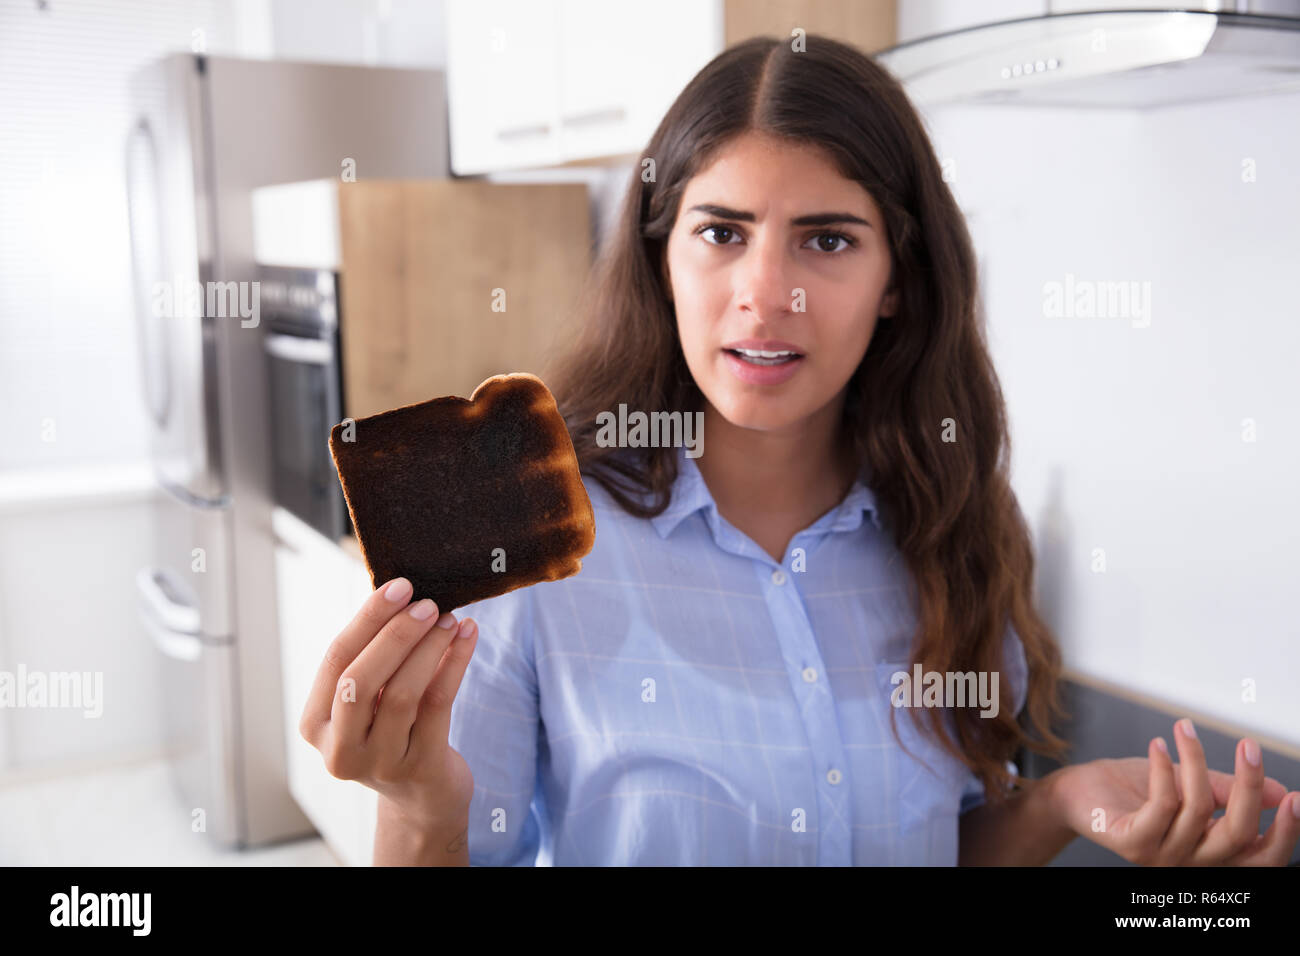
top-left (384, 578), bottom-right (411, 602)
top-left (1243, 738), bottom-right (1260, 767)
top-left (409, 599), bottom-right (436, 621)
top-left (1181, 718), bottom-right (1197, 740)
top-left (435, 612), bottom-right (458, 630)
top-left (457, 618), bottom-right (477, 639)
top-left (1291, 794), bottom-right (1300, 820)
top-left (1155, 737), bottom-right (1168, 755)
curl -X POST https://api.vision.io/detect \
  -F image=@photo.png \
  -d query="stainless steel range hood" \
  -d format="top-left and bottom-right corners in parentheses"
top-left (875, 9), bottom-right (1300, 109)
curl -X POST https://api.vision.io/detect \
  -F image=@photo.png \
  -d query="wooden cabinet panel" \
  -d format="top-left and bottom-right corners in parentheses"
top-left (725, 0), bottom-right (897, 53)
top-left (336, 179), bottom-right (591, 419)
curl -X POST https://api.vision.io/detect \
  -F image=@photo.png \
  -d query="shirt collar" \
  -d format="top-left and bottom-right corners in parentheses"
top-left (649, 444), bottom-right (883, 539)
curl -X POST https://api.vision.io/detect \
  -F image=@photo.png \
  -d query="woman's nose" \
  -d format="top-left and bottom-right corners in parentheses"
top-left (733, 233), bottom-right (798, 318)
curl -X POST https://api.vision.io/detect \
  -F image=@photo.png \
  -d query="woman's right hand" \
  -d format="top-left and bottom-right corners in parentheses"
top-left (298, 576), bottom-right (480, 831)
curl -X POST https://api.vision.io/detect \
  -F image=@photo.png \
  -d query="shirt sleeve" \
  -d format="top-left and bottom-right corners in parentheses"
top-left (958, 619), bottom-right (1030, 816)
top-left (446, 584), bottom-right (545, 865)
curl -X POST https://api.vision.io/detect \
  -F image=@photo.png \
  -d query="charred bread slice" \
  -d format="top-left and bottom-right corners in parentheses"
top-left (328, 372), bottom-right (595, 611)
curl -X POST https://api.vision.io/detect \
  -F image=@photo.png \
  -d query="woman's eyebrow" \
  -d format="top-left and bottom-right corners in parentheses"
top-left (687, 203), bottom-right (872, 228)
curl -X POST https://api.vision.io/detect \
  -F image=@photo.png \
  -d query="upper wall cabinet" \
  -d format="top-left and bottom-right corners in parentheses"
top-left (554, 0), bottom-right (722, 168)
top-left (447, 0), bottom-right (566, 173)
top-left (446, 0), bottom-right (897, 175)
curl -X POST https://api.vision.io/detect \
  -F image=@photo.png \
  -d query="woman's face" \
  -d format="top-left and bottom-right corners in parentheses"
top-left (664, 130), bottom-right (896, 437)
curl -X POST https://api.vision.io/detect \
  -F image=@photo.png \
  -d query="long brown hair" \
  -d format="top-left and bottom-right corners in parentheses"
top-left (547, 33), bottom-right (1068, 805)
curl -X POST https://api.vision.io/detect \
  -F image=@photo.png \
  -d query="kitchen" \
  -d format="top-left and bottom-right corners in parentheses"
top-left (0, 0), bottom-right (1297, 894)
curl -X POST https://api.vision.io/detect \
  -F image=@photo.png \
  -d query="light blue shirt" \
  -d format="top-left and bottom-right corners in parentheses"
top-left (449, 443), bottom-right (1028, 865)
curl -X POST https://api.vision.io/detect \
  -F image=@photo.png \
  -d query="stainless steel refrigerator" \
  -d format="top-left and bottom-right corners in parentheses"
top-left (125, 53), bottom-right (448, 847)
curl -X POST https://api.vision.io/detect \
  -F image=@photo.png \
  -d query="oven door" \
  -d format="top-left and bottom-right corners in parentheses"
top-left (264, 330), bottom-right (349, 541)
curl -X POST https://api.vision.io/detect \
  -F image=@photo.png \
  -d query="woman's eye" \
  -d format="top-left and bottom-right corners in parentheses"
top-left (805, 232), bottom-right (854, 253)
top-left (700, 225), bottom-right (738, 245)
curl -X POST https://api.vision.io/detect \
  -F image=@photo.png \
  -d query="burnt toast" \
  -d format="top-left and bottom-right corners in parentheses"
top-left (328, 373), bottom-right (596, 612)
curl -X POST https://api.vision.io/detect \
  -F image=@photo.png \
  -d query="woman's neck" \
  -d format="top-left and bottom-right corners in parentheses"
top-left (693, 398), bottom-right (859, 559)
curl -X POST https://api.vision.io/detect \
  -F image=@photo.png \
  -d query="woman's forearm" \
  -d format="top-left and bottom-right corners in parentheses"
top-left (958, 768), bottom-right (1077, 866)
top-left (373, 795), bottom-right (470, 866)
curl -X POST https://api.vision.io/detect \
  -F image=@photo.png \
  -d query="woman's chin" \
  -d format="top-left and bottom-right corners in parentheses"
top-left (707, 395), bottom-right (812, 434)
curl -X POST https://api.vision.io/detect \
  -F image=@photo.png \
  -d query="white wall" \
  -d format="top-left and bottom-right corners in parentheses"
top-left (921, 92), bottom-right (1300, 746)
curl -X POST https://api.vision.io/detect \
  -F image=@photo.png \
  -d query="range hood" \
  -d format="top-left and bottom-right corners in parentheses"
top-left (875, 8), bottom-right (1300, 109)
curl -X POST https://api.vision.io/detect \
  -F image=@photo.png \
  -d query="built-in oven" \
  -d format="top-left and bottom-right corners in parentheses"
top-left (260, 263), bottom-right (351, 542)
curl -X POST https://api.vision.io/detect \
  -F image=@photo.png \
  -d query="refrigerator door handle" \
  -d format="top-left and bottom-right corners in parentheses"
top-left (264, 332), bottom-right (334, 364)
top-left (140, 607), bottom-right (203, 663)
top-left (124, 117), bottom-right (172, 429)
top-left (135, 566), bottom-right (201, 635)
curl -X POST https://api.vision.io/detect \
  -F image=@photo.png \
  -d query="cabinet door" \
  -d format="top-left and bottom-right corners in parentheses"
top-left (447, 0), bottom-right (562, 174)
top-left (557, 0), bottom-right (723, 164)
top-left (554, 0), bottom-right (632, 162)
top-left (273, 507), bottom-right (376, 866)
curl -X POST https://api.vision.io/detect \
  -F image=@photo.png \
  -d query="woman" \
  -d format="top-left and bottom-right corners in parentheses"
top-left (299, 34), bottom-right (1298, 866)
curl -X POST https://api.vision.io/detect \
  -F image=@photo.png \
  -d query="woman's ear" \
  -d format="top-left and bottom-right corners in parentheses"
top-left (880, 286), bottom-right (898, 318)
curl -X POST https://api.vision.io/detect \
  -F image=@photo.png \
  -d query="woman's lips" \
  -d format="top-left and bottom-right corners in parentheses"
top-left (721, 348), bottom-right (805, 385)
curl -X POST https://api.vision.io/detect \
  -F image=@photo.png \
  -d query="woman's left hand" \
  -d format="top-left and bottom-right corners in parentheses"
top-left (1049, 718), bottom-right (1300, 865)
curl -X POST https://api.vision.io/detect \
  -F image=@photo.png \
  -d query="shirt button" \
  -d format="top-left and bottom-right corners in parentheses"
top-left (802, 667), bottom-right (817, 683)
top-left (771, 569), bottom-right (787, 585)
top-left (826, 769), bottom-right (842, 785)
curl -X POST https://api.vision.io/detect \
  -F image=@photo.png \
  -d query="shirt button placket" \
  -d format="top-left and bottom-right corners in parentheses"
top-left (761, 555), bottom-right (851, 867)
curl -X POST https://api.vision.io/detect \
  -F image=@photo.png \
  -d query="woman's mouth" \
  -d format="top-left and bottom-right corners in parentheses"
top-left (724, 347), bottom-right (802, 366)
top-left (721, 347), bottom-right (805, 385)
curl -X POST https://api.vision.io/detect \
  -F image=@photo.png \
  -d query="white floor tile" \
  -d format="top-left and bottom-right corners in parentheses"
top-left (0, 758), bottom-right (341, 866)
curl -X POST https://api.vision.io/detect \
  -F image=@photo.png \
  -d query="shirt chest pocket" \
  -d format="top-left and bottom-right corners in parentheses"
top-left (873, 662), bottom-right (972, 837)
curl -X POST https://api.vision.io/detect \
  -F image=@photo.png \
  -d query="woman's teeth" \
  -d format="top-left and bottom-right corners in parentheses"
top-left (727, 348), bottom-right (801, 366)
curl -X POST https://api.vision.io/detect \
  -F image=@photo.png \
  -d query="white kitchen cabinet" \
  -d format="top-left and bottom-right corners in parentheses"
top-left (272, 505), bottom-right (378, 866)
top-left (554, 0), bottom-right (724, 165)
top-left (446, 0), bottom-right (563, 174)
top-left (447, 0), bottom-right (724, 174)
